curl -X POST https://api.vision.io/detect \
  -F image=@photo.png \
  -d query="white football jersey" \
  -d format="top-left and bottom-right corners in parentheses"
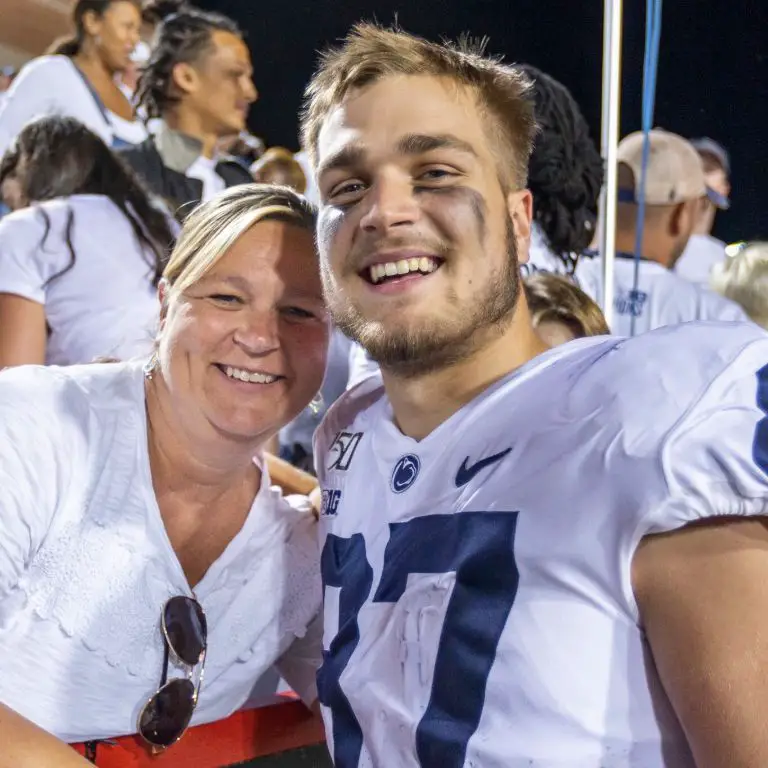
top-left (314, 322), bottom-right (768, 767)
top-left (576, 253), bottom-right (748, 336)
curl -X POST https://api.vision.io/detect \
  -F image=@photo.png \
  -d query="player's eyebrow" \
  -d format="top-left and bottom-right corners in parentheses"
top-left (316, 144), bottom-right (366, 180)
top-left (317, 133), bottom-right (478, 181)
top-left (395, 133), bottom-right (478, 158)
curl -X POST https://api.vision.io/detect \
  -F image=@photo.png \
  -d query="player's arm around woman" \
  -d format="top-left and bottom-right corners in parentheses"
top-left (0, 184), bottom-right (329, 765)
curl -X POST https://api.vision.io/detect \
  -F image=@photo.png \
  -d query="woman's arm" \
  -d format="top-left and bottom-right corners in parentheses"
top-left (0, 703), bottom-right (91, 768)
top-left (0, 294), bottom-right (46, 367)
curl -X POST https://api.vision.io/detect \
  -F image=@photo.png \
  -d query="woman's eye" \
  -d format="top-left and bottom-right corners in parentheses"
top-left (282, 306), bottom-right (315, 320)
top-left (210, 294), bottom-right (242, 304)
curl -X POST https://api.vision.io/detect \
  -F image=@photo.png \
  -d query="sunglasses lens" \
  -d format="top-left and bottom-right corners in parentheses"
top-left (163, 596), bottom-right (207, 666)
top-left (139, 678), bottom-right (195, 748)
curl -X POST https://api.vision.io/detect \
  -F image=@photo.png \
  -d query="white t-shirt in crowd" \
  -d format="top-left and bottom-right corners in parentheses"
top-left (522, 222), bottom-right (576, 277)
top-left (0, 56), bottom-right (147, 156)
top-left (0, 360), bottom-right (322, 743)
top-left (187, 154), bottom-right (227, 202)
top-left (675, 233), bottom-right (727, 287)
top-left (314, 323), bottom-right (768, 767)
top-left (576, 252), bottom-right (749, 336)
top-left (0, 194), bottom-right (162, 365)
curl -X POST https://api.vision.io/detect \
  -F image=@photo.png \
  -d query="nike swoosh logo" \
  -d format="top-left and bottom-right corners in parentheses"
top-left (455, 447), bottom-right (512, 487)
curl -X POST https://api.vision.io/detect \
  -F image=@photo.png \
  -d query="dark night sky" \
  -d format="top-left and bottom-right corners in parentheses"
top-left (204, 0), bottom-right (766, 243)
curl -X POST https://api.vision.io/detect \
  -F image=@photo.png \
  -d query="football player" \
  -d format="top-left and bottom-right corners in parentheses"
top-left (302, 23), bottom-right (768, 768)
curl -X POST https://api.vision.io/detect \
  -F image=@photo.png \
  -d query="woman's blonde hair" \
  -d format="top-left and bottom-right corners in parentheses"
top-left (710, 241), bottom-right (768, 329)
top-left (163, 184), bottom-right (316, 299)
top-left (524, 272), bottom-right (610, 337)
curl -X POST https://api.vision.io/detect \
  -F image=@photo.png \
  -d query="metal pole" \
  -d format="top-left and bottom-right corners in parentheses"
top-left (598, 0), bottom-right (624, 329)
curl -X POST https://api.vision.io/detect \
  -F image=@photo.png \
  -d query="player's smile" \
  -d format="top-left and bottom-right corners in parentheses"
top-left (358, 250), bottom-right (444, 294)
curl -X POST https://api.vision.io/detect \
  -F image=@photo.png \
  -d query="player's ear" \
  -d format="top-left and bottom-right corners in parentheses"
top-left (506, 188), bottom-right (533, 265)
top-left (669, 200), bottom-right (695, 237)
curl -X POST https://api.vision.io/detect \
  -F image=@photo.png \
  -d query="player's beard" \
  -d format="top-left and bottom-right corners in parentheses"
top-left (328, 215), bottom-right (521, 379)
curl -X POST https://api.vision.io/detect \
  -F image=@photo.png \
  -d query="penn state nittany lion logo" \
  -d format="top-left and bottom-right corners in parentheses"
top-left (391, 454), bottom-right (421, 493)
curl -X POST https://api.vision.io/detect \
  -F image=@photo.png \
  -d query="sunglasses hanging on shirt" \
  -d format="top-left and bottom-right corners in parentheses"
top-left (137, 595), bottom-right (208, 752)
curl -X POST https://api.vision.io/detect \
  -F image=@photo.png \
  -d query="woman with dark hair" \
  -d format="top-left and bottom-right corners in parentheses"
top-left (0, 116), bottom-right (176, 367)
top-left (517, 65), bottom-right (604, 277)
top-left (120, 4), bottom-right (256, 219)
top-left (0, 0), bottom-right (147, 154)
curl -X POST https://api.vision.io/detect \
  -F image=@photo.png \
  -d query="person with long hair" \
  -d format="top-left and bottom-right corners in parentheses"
top-left (0, 185), bottom-right (327, 766)
top-left (0, 116), bottom-right (175, 366)
top-left (518, 64), bottom-right (604, 276)
top-left (0, 0), bottom-right (147, 155)
top-left (120, 3), bottom-right (256, 218)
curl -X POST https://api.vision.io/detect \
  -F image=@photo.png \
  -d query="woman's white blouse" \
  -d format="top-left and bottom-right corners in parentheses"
top-left (0, 361), bottom-right (322, 742)
top-left (0, 55), bottom-right (147, 155)
top-left (0, 194), bottom-right (161, 365)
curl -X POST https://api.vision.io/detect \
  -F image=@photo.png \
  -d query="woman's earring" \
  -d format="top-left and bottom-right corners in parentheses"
top-left (309, 392), bottom-right (325, 415)
top-left (143, 353), bottom-right (158, 380)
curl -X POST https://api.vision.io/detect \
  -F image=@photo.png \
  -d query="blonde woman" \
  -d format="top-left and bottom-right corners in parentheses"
top-left (710, 241), bottom-right (768, 329)
top-left (0, 185), bottom-right (328, 766)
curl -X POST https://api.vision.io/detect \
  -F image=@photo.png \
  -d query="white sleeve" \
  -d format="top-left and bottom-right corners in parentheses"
top-left (0, 209), bottom-right (69, 304)
top-left (0, 368), bottom-right (75, 602)
top-left (656, 333), bottom-right (768, 530)
top-left (275, 611), bottom-right (323, 706)
top-left (0, 57), bottom-right (109, 157)
top-left (347, 343), bottom-right (382, 390)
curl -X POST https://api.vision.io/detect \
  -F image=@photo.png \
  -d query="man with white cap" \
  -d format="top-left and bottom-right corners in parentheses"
top-left (577, 129), bottom-right (748, 335)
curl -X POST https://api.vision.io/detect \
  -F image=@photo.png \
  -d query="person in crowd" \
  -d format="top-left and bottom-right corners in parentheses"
top-left (220, 131), bottom-right (265, 167)
top-left (524, 272), bottom-right (610, 345)
top-left (710, 241), bottom-right (768, 329)
top-left (0, 0), bottom-right (147, 155)
top-left (675, 137), bottom-right (732, 286)
top-left (575, 129), bottom-right (748, 335)
top-left (140, 0), bottom-right (184, 39)
top-left (690, 137), bottom-right (732, 237)
top-left (251, 147), bottom-right (307, 193)
top-left (0, 116), bottom-right (175, 367)
top-left (121, 5), bottom-right (256, 219)
top-left (304, 24), bottom-right (768, 767)
top-left (517, 65), bottom-right (603, 277)
top-left (279, 328), bottom-right (351, 472)
top-left (0, 184), bottom-right (327, 766)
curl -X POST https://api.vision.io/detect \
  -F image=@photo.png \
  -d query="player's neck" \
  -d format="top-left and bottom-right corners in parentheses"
top-left (382, 308), bottom-right (548, 442)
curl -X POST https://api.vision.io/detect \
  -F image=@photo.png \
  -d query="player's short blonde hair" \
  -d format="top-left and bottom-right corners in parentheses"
top-left (710, 241), bottom-right (768, 329)
top-left (162, 184), bottom-right (315, 299)
top-left (300, 22), bottom-right (537, 189)
top-left (524, 273), bottom-right (610, 337)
